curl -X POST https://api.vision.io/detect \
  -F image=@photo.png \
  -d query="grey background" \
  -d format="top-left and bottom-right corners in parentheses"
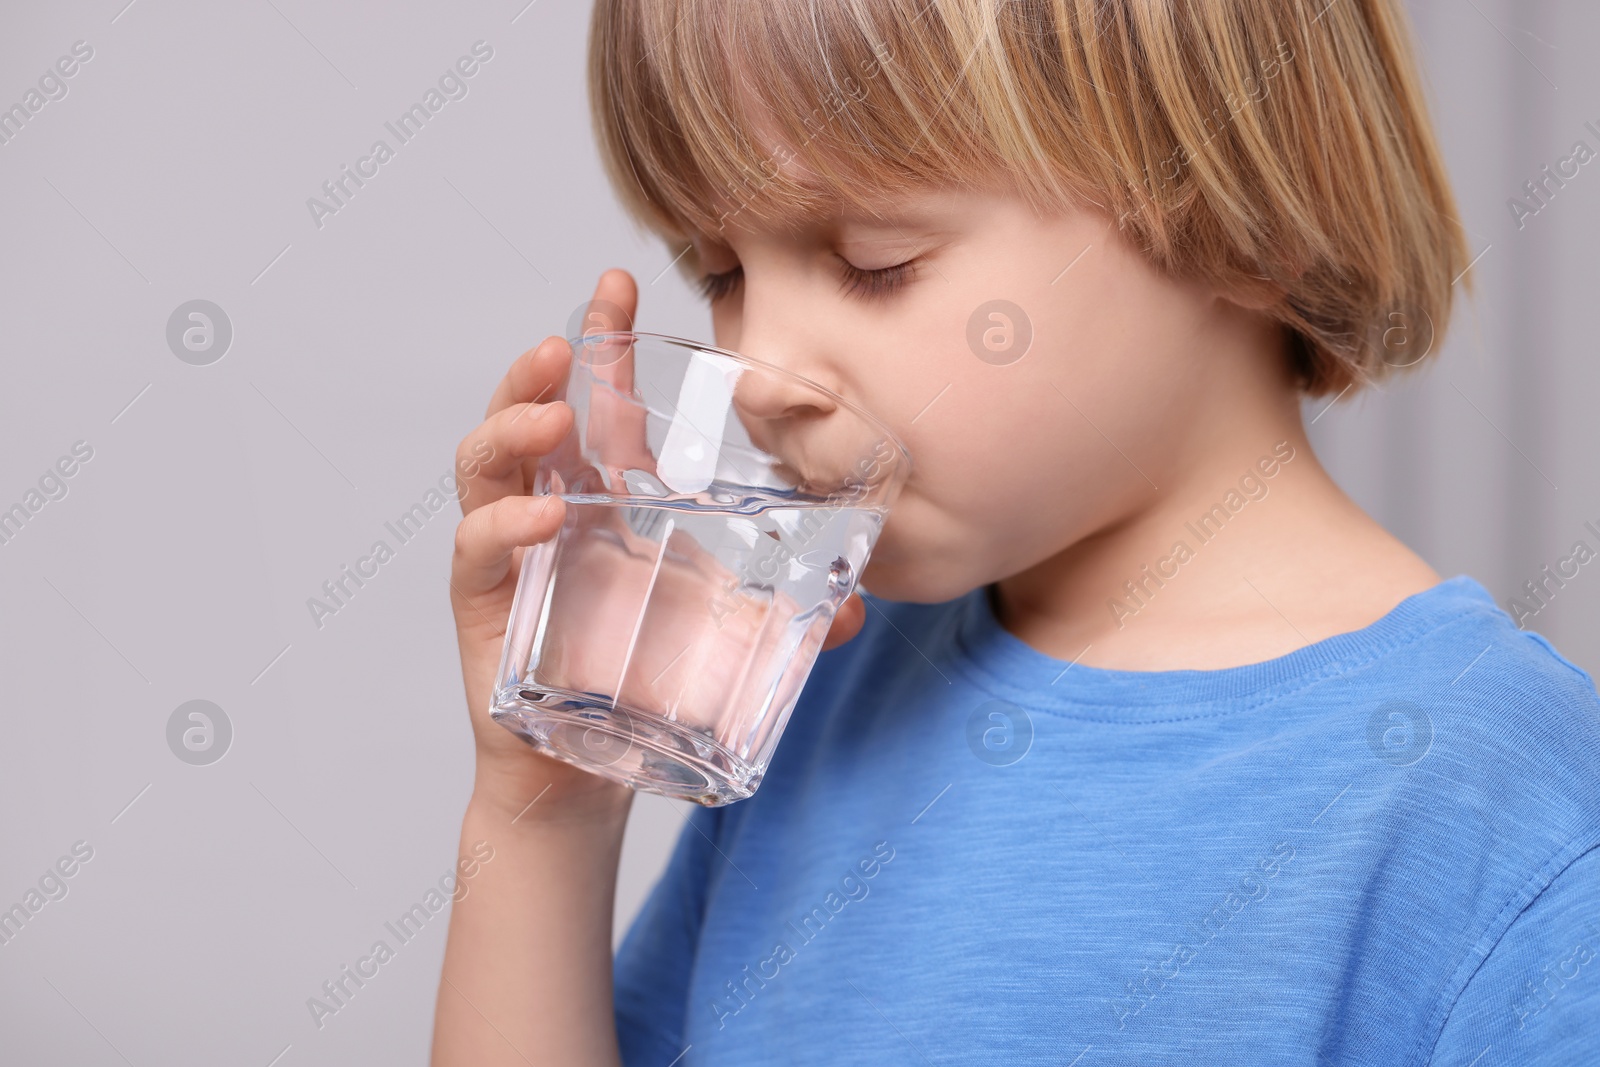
top-left (0, 1), bottom-right (1593, 1063)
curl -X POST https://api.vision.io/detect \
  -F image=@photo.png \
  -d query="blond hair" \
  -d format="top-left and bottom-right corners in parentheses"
top-left (588, 0), bottom-right (1470, 397)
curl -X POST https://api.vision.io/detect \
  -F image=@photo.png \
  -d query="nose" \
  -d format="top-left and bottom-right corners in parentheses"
top-left (728, 359), bottom-right (838, 424)
top-left (721, 310), bottom-right (852, 490)
top-left (722, 294), bottom-right (842, 424)
top-left (725, 334), bottom-right (842, 484)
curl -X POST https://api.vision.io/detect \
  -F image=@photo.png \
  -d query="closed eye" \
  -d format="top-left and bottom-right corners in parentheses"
top-left (694, 258), bottom-right (920, 304)
top-left (837, 257), bottom-right (916, 302)
top-left (695, 265), bottom-right (743, 302)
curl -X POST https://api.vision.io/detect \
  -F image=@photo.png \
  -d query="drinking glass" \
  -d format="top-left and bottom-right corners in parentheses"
top-left (491, 331), bottom-right (912, 805)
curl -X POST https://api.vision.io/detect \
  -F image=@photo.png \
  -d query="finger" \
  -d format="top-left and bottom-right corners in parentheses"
top-left (575, 267), bottom-right (638, 343)
top-left (572, 270), bottom-right (657, 479)
top-left (584, 268), bottom-right (638, 398)
top-left (821, 592), bottom-right (866, 652)
top-left (455, 401), bottom-right (575, 515)
top-left (452, 494), bottom-right (568, 599)
top-left (587, 335), bottom-right (660, 478)
top-left (485, 334), bottom-right (572, 421)
top-left (490, 269), bottom-right (642, 493)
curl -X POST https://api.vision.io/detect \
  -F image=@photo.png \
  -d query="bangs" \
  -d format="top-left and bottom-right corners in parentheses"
top-left (587, 0), bottom-right (1093, 243)
top-left (586, 0), bottom-right (1471, 399)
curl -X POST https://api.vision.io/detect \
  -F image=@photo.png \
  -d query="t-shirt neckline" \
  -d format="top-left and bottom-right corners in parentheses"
top-left (945, 574), bottom-right (1498, 721)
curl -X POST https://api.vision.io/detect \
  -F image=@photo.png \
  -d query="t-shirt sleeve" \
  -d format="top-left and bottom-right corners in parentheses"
top-left (613, 803), bottom-right (723, 1067)
top-left (1428, 842), bottom-right (1600, 1066)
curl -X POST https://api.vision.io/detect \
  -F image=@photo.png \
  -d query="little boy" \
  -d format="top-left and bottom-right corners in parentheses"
top-left (431, 1), bottom-right (1600, 1063)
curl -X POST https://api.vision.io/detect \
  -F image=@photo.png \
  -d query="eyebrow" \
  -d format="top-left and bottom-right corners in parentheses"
top-left (832, 208), bottom-right (957, 246)
top-left (837, 208), bottom-right (946, 229)
top-left (832, 227), bottom-right (945, 251)
top-left (837, 188), bottom-right (960, 226)
top-left (693, 189), bottom-right (952, 248)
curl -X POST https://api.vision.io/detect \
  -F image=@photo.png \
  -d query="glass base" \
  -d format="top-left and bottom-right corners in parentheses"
top-left (491, 684), bottom-right (761, 806)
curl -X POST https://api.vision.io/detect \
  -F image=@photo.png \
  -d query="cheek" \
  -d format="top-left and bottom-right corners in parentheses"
top-left (863, 210), bottom-right (1216, 595)
top-left (710, 301), bottom-right (743, 351)
top-left (854, 398), bottom-right (1035, 599)
top-left (864, 352), bottom-right (1158, 598)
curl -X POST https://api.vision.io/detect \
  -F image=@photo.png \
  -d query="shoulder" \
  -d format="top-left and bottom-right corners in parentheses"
top-left (1435, 573), bottom-right (1599, 707)
top-left (1411, 578), bottom-right (1600, 815)
top-left (1355, 575), bottom-right (1600, 790)
top-left (1362, 578), bottom-right (1600, 1061)
top-left (1354, 577), bottom-right (1600, 868)
top-left (1428, 841), bottom-right (1600, 1064)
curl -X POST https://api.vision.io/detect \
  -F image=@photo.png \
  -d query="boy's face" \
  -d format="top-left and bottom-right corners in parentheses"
top-left (696, 181), bottom-right (1276, 603)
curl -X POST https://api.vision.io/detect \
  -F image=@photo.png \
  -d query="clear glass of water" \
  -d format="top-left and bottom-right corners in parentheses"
top-left (491, 331), bottom-right (912, 805)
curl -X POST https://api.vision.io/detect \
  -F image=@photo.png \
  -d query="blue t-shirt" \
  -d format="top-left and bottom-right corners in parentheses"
top-left (613, 576), bottom-right (1600, 1065)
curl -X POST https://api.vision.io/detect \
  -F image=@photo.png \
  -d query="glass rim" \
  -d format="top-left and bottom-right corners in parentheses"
top-left (566, 329), bottom-right (915, 477)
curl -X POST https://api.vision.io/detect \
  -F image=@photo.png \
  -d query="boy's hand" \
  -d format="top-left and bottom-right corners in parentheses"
top-left (448, 269), bottom-right (865, 820)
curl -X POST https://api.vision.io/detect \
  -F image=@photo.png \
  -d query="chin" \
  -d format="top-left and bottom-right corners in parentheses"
top-left (857, 545), bottom-right (980, 605)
